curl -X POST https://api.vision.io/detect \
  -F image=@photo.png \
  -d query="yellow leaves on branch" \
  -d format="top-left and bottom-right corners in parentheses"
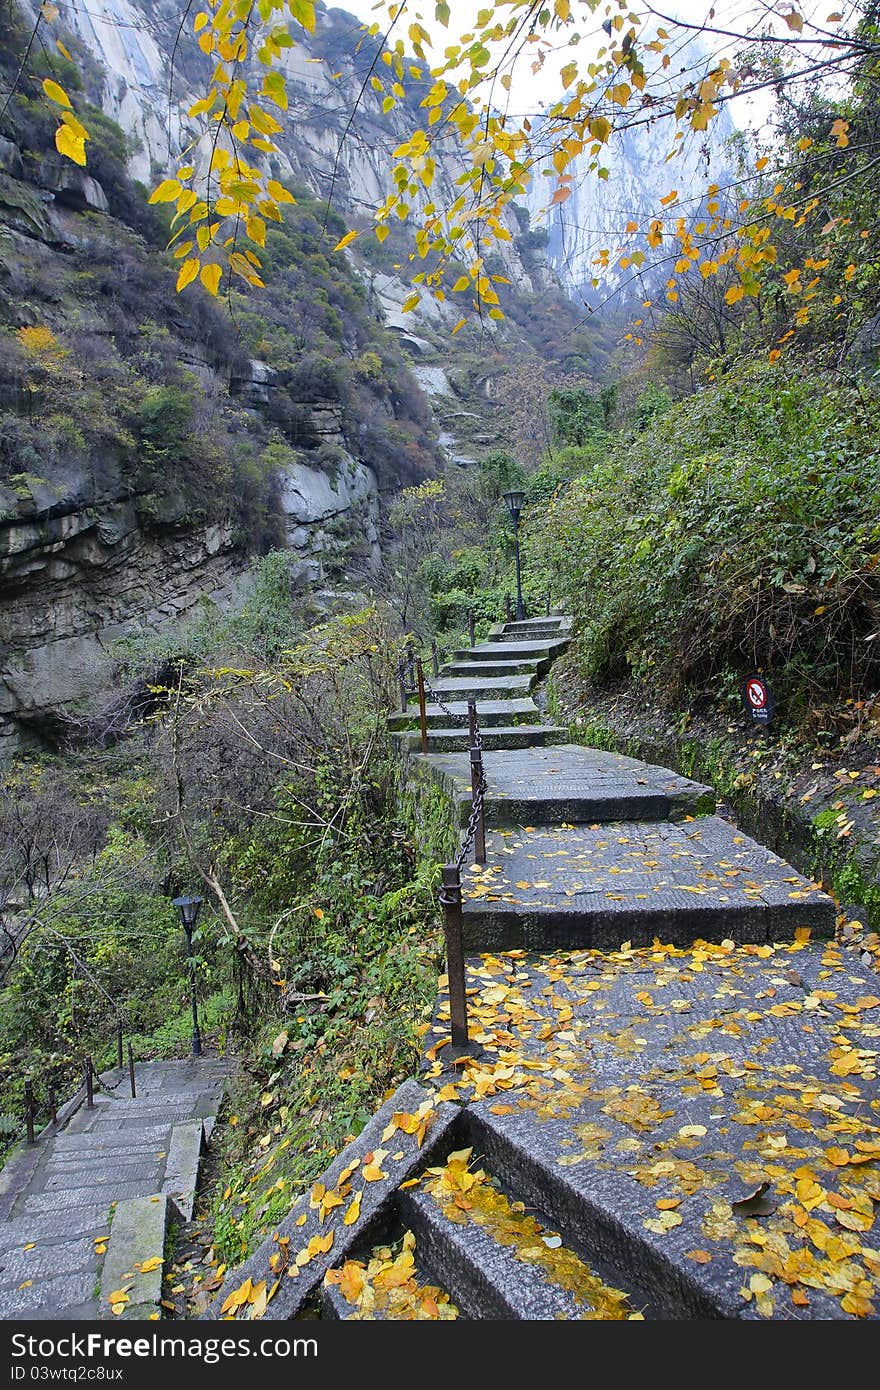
top-left (41, 79), bottom-right (90, 166)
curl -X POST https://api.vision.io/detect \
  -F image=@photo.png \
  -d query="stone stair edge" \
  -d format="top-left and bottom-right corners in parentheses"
top-left (396, 1182), bottom-right (609, 1320)
top-left (98, 1192), bottom-right (170, 1321)
top-left (201, 1077), bottom-right (464, 1322)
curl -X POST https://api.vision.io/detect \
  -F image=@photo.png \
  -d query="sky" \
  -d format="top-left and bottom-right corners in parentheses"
top-left (336, 0), bottom-right (857, 133)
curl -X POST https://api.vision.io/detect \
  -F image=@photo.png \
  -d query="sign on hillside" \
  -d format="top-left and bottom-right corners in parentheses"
top-left (742, 674), bottom-right (775, 725)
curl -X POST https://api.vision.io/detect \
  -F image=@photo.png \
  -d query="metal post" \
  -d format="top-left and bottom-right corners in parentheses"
top-left (505, 593), bottom-right (512, 623)
top-left (398, 660), bottom-right (408, 713)
top-left (468, 609), bottom-right (475, 648)
top-left (415, 657), bottom-right (429, 755)
top-left (85, 1057), bottom-right (94, 1109)
top-left (513, 520), bottom-right (525, 621)
top-left (116, 1021), bottom-right (123, 1071)
top-left (185, 925), bottom-right (203, 1057)
top-left (439, 865), bottom-right (469, 1048)
top-left (24, 1080), bottom-right (35, 1145)
top-left (431, 639), bottom-right (439, 679)
top-left (128, 1042), bottom-right (136, 1099)
top-left (546, 588), bottom-right (551, 617)
top-left (467, 697), bottom-right (478, 748)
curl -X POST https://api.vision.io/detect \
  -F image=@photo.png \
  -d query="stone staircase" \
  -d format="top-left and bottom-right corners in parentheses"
top-left (387, 616), bottom-right (572, 753)
top-left (0, 1058), bottom-right (229, 1319)
top-left (204, 616), bottom-right (880, 1323)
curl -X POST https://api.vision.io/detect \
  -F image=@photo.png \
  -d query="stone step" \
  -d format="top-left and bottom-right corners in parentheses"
top-left (460, 816), bottom-right (836, 950)
top-left (20, 1180), bottom-right (162, 1215)
top-left (400, 726), bottom-right (570, 754)
top-left (388, 699), bottom-right (541, 732)
top-left (414, 745), bottom-right (715, 828)
top-left (494, 617), bottom-right (569, 633)
top-left (452, 640), bottom-right (568, 663)
top-left (396, 1179), bottom-right (637, 1320)
top-left (0, 1233), bottom-right (99, 1291)
top-left (425, 674), bottom-right (536, 700)
top-left (460, 1108), bottom-right (732, 1319)
top-left (490, 625), bottom-right (562, 642)
top-left (320, 1246), bottom-right (460, 1321)
top-left (443, 660), bottom-right (541, 679)
top-left (0, 1272), bottom-right (98, 1319)
top-left (0, 1207), bottom-right (111, 1254)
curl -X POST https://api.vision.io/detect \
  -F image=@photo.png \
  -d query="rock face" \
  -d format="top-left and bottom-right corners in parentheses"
top-left (524, 82), bottom-right (736, 303)
top-left (1, 6), bottom-right (445, 757)
top-left (0, 477), bottom-right (242, 754)
top-left (277, 404), bottom-right (381, 583)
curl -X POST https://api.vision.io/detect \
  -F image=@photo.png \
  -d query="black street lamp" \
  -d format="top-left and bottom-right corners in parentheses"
top-left (172, 895), bottom-right (203, 1057)
top-left (502, 490), bottom-right (527, 621)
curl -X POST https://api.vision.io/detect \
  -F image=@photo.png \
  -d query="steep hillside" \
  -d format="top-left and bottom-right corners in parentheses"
top-left (33, 0), bottom-right (615, 463)
top-left (0, 2), bottom-right (440, 753)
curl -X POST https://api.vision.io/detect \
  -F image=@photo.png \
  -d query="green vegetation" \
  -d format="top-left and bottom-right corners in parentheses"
top-left (0, 4), bottom-right (438, 562)
top-left (530, 356), bottom-right (880, 718)
top-left (0, 605), bottom-right (449, 1223)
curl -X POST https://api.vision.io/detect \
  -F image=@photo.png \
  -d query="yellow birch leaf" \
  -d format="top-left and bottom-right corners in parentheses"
top-left (200, 263), bottom-right (222, 296)
top-left (149, 179), bottom-right (182, 204)
top-left (343, 1191), bottom-right (363, 1225)
top-left (176, 259), bottom-right (199, 292)
top-left (42, 78), bottom-right (72, 109)
top-left (55, 124), bottom-right (86, 165)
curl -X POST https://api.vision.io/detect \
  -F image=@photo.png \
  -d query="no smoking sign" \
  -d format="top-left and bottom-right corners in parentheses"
top-left (742, 674), bottom-right (775, 724)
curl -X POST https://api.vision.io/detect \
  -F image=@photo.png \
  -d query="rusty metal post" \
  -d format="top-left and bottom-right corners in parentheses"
top-left (398, 660), bottom-right (408, 712)
top-left (431, 639), bottom-right (439, 679)
top-left (116, 1021), bottom-right (124, 1071)
top-left (505, 593), bottom-right (512, 623)
top-left (546, 588), bottom-right (551, 617)
top-left (467, 696), bottom-right (478, 748)
top-left (415, 657), bottom-right (429, 755)
top-left (128, 1042), bottom-right (136, 1099)
top-left (48, 1087), bottom-right (57, 1124)
top-left (24, 1080), bottom-right (35, 1144)
top-left (85, 1057), bottom-right (94, 1109)
top-left (468, 608), bottom-right (475, 647)
top-left (439, 865), bottom-right (469, 1048)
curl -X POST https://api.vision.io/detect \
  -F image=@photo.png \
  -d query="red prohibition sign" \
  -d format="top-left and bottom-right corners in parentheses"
top-left (746, 678), bottom-right (768, 709)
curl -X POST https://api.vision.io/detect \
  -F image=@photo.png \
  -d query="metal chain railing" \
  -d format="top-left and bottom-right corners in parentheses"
top-left (20, 1033), bottom-right (138, 1144)
top-left (395, 614), bottom-right (503, 1052)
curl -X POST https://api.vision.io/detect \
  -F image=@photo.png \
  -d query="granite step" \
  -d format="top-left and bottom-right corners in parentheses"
top-left (412, 745), bottom-right (715, 828)
top-left (451, 640), bottom-right (568, 663)
top-left (399, 725), bottom-right (570, 753)
top-left (489, 625), bottom-right (563, 642)
top-left (460, 816), bottom-right (836, 950)
top-left (424, 674), bottom-right (536, 700)
top-left (442, 659), bottom-right (541, 678)
top-left (395, 1177), bottom-right (640, 1320)
top-left (388, 699), bottom-right (541, 731)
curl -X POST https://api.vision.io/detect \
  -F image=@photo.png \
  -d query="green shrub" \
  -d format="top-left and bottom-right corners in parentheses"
top-left (533, 355), bottom-right (880, 714)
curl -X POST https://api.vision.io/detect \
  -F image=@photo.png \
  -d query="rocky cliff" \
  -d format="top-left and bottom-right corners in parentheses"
top-left (0, 2), bottom-right (440, 754)
top-left (524, 69), bottom-right (737, 305)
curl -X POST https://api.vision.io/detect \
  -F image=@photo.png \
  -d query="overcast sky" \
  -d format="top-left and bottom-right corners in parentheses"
top-left (335, 0), bottom-right (854, 132)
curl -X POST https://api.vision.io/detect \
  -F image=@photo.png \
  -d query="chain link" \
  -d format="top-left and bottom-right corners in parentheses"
top-left (456, 768), bottom-right (486, 872)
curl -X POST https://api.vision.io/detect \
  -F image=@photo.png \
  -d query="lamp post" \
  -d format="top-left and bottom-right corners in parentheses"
top-left (502, 490), bottom-right (526, 621)
top-left (172, 895), bottom-right (203, 1056)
